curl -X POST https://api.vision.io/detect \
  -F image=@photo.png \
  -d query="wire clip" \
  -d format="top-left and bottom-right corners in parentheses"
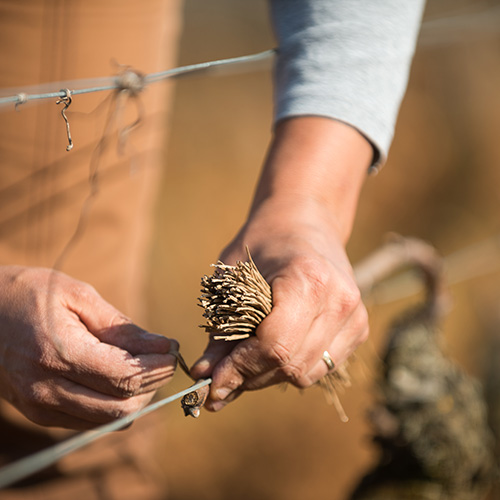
top-left (56, 88), bottom-right (74, 151)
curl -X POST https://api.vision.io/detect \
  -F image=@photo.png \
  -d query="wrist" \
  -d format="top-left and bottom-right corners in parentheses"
top-left (240, 196), bottom-right (351, 271)
top-left (250, 116), bottom-right (371, 243)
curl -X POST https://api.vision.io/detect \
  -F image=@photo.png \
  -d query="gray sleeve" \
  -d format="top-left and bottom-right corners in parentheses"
top-left (270, 0), bottom-right (425, 168)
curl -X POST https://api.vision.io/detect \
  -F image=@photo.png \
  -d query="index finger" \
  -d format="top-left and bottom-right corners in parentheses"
top-left (54, 323), bottom-right (179, 398)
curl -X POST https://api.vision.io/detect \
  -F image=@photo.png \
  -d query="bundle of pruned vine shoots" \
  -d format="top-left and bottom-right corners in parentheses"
top-left (198, 246), bottom-right (351, 421)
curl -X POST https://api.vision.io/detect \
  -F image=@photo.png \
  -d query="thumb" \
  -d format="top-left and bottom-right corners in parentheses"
top-left (190, 339), bottom-right (235, 379)
top-left (95, 323), bottom-right (173, 356)
top-left (67, 283), bottom-right (172, 355)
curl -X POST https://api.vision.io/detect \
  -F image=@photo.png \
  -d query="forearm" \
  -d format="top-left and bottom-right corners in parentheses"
top-left (250, 116), bottom-right (372, 244)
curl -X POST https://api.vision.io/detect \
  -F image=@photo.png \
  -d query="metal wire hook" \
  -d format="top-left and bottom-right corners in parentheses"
top-left (14, 93), bottom-right (28, 111)
top-left (56, 88), bottom-right (74, 151)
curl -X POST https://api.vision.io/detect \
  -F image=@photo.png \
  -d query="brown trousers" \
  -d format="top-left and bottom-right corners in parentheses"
top-left (0, 1), bottom-right (181, 498)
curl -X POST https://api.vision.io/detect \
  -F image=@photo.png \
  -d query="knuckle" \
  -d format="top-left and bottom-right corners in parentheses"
top-left (115, 370), bottom-right (142, 398)
top-left (27, 382), bottom-right (53, 407)
top-left (108, 312), bottom-right (133, 329)
top-left (39, 346), bottom-right (64, 372)
top-left (71, 280), bottom-right (99, 303)
top-left (38, 352), bottom-right (55, 371)
top-left (296, 255), bottom-right (331, 300)
top-left (21, 383), bottom-right (57, 426)
top-left (338, 279), bottom-right (362, 313)
top-left (263, 340), bottom-right (292, 369)
top-left (291, 256), bottom-right (362, 316)
top-left (280, 361), bottom-right (309, 387)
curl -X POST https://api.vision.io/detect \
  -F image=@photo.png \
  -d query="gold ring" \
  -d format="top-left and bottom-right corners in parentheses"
top-left (322, 350), bottom-right (335, 371)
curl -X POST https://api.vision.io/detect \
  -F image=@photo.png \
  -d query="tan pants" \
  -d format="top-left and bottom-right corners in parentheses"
top-left (0, 1), bottom-right (181, 498)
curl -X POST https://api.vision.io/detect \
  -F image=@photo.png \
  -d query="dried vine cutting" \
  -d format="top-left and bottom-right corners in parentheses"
top-left (199, 247), bottom-right (272, 341)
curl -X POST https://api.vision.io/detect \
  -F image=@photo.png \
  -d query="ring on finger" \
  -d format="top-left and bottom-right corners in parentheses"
top-left (322, 350), bottom-right (335, 372)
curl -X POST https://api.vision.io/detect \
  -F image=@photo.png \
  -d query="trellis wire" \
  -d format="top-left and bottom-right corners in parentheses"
top-left (418, 3), bottom-right (500, 47)
top-left (1, 4), bottom-right (500, 109)
top-left (0, 49), bottom-right (275, 108)
top-left (0, 378), bottom-right (211, 490)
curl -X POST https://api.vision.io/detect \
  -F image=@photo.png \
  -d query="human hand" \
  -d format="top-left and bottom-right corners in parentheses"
top-left (0, 266), bottom-right (178, 429)
top-left (191, 117), bottom-right (372, 411)
top-left (191, 198), bottom-right (369, 411)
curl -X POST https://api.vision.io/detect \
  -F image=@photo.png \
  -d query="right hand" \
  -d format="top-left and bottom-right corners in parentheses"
top-left (0, 266), bottom-right (178, 430)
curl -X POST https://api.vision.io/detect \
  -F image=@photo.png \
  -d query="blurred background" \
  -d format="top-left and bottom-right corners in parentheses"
top-left (145, 0), bottom-right (500, 499)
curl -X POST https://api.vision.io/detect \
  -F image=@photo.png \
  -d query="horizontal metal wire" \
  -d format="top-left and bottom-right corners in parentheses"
top-left (0, 49), bottom-right (275, 108)
top-left (0, 378), bottom-right (211, 490)
top-left (1, 3), bottom-right (499, 109)
top-left (1, 2), bottom-right (500, 109)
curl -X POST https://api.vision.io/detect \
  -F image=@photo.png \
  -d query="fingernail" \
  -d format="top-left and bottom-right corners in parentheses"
top-left (191, 357), bottom-right (212, 378)
top-left (144, 331), bottom-right (167, 340)
top-left (210, 400), bottom-right (226, 412)
top-left (195, 358), bottom-right (210, 372)
top-left (215, 387), bottom-right (231, 400)
top-left (145, 332), bottom-right (171, 349)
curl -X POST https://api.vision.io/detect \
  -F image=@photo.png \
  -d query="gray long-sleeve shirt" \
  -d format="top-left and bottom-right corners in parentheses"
top-left (270, 0), bottom-right (426, 168)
